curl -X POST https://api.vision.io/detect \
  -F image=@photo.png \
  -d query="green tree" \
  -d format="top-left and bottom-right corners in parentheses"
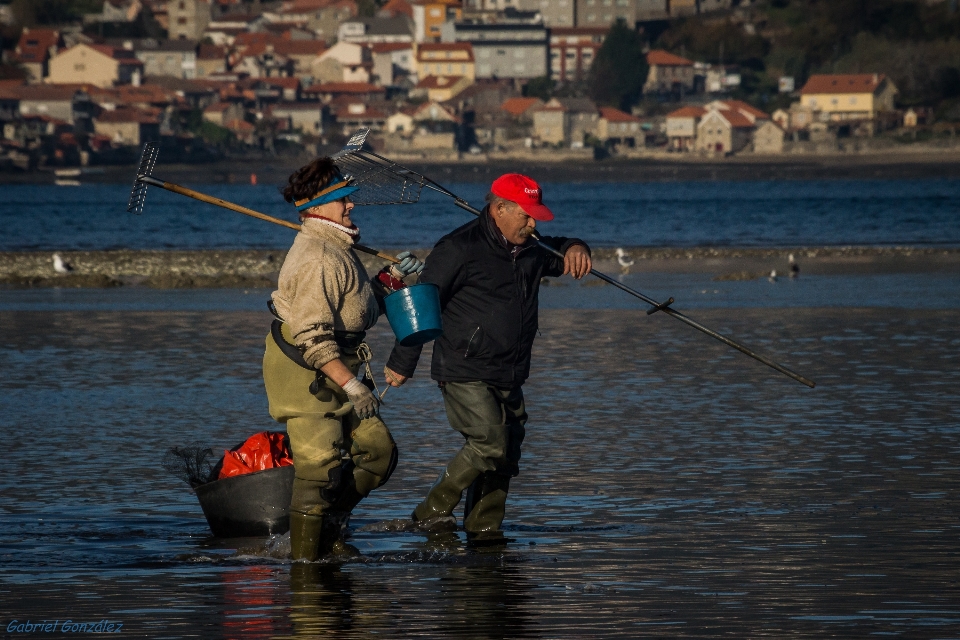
top-left (11, 0), bottom-right (100, 26)
top-left (523, 75), bottom-right (554, 101)
top-left (588, 19), bottom-right (647, 111)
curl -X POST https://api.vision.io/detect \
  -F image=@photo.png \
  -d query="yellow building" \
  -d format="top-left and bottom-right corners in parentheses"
top-left (415, 42), bottom-right (474, 81)
top-left (47, 43), bottom-right (142, 88)
top-left (799, 74), bottom-right (898, 121)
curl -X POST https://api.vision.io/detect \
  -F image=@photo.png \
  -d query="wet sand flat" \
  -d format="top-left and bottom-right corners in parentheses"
top-left (2, 246), bottom-right (958, 289)
top-left (1, 302), bottom-right (959, 637)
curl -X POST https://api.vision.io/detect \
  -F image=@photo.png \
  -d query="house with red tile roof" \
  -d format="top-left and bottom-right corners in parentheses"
top-left (500, 97), bottom-right (542, 120)
top-left (799, 74), bottom-right (898, 121)
top-left (597, 106), bottom-right (644, 146)
top-left (269, 101), bottom-right (324, 134)
top-left (665, 105), bottom-right (705, 151)
top-left (93, 105), bottom-right (162, 146)
top-left (329, 99), bottom-right (387, 135)
top-left (197, 44), bottom-right (228, 77)
top-left (3, 84), bottom-right (93, 123)
top-left (203, 100), bottom-right (245, 125)
top-left (644, 49), bottom-right (695, 95)
top-left (532, 97), bottom-right (568, 145)
top-left (384, 100), bottom-right (459, 152)
top-left (13, 28), bottom-right (62, 84)
top-left (695, 106), bottom-right (756, 154)
top-left (48, 44), bottom-right (143, 88)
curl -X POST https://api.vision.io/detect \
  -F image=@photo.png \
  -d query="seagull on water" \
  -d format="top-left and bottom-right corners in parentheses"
top-left (788, 253), bottom-right (800, 278)
top-left (615, 248), bottom-right (634, 274)
top-left (52, 253), bottom-right (73, 273)
top-left (768, 269), bottom-right (778, 282)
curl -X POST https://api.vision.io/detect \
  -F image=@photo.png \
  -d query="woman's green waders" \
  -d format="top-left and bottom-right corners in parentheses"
top-left (263, 322), bottom-right (397, 560)
top-left (412, 381), bottom-right (526, 539)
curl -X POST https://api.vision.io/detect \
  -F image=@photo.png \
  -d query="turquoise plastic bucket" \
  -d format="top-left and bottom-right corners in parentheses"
top-left (384, 283), bottom-right (443, 347)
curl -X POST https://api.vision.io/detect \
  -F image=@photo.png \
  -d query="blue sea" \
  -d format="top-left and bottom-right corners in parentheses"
top-left (1, 177), bottom-right (959, 250)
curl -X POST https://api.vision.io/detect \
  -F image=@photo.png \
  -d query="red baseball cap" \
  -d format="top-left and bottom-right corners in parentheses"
top-left (490, 173), bottom-right (554, 221)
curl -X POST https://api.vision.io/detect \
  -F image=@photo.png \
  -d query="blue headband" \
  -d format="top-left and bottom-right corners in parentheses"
top-left (294, 175), bottom-right (359, 211)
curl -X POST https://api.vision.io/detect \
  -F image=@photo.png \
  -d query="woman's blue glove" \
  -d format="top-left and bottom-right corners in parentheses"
top-left (392, 251), bottom-right (424, 277)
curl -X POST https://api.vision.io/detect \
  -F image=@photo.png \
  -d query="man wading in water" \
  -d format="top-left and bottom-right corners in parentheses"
top-left (384, 174), bottom-right (592, 541)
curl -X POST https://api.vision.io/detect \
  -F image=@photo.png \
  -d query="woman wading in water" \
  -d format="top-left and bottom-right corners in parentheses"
top-left (263, 157), bottom-right (423, 560)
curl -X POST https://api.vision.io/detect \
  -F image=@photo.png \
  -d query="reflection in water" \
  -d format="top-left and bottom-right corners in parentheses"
top-left (1, 306), bottom-right (959, 637)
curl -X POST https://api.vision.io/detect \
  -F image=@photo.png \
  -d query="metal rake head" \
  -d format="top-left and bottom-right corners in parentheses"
top-left (332, 128), bottom-right (447, 206)
top-left (127, 141), bottom-right (159, 214)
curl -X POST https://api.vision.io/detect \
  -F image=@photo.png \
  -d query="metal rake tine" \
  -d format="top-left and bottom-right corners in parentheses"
top-left (126, 141), bottom-right (159, 214)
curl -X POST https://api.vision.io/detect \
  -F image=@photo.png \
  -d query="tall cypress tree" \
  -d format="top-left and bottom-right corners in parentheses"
top-left (589, 19), bottom-right (648, 111)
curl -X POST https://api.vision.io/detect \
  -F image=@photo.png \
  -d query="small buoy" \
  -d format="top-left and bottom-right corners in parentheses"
top-left (250, 173), bottom-right (257, 185)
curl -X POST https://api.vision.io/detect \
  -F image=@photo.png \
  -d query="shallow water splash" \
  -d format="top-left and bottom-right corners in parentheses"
top-left (1, 304), bottom-right (959, 637)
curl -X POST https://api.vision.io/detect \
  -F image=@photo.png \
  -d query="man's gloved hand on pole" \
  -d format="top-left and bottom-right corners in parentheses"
top-left (341, 377), bottom-right (380, 420)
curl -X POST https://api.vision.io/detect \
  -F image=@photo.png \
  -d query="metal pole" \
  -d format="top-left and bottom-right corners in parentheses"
top-left (453, 199), bottom-right (815, 388)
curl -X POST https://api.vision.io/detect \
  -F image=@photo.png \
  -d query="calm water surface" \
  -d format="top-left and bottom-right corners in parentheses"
top-left (2, 178), bottom-right (959, 250)
top-left (1, 283), bottom-right (959, 637)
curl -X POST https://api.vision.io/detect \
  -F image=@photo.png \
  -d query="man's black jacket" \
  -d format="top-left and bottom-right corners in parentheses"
top-left (386, 207), bottom-right (588, 388)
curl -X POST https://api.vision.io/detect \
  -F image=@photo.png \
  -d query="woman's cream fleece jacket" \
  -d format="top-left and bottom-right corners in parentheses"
top-left (270, 218), bottom-right (379, 369)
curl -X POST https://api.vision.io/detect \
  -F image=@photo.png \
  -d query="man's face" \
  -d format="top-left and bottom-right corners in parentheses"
top-left (492, 199), bottom-right (536, 245)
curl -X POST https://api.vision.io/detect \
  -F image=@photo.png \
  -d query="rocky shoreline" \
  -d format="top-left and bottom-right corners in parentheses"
top-left (2, 246), bottom-right (957, 289)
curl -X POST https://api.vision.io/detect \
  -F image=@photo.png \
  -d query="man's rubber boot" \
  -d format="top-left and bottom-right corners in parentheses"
top-left (463, 472), bottom-right (510, 543)
top-left (289, 512), bottom-right (326, 561)
top-left (412, 454), bottom-right (481, 522)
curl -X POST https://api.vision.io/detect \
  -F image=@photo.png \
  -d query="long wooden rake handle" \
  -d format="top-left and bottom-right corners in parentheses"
top-left (139, 176), bottom-right (399, 264)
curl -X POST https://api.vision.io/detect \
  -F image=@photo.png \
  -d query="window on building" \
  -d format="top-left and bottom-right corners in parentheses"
top-left (74, 63), bottom-right (85, 71)
top-left (587, 13), bottom-right (596, 20)
top-left (178, 17), bottom-right (187, 24)
top-left (430, 8), bottom-right (441, 16)
top-left (178, 1), bottom-right (185, 8)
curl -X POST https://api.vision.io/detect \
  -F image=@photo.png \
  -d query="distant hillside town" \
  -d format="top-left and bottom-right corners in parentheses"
top-left (0, 0), bottom-right (956, 170)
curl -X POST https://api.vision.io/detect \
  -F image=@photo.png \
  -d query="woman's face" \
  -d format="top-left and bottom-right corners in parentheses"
top-left (309, 197), bottom-right (355, 226)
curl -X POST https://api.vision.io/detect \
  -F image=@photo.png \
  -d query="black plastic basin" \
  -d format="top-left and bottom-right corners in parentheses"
top-left (194, 465), bottom-right (295, 538)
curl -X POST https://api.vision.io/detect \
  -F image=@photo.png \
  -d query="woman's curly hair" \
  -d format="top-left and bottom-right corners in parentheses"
top-left (281, 157), bottom-right (343, 204)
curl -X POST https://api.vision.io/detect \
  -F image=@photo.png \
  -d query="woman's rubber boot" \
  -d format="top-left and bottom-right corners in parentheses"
top-left (412, 454), bottom-right (481, 522)
top-left (463, 472), bottom-right (510, 545)
top-left (290, 512), bottom-right (326, 561)
top-left (290, 511), bottom-right (342, 561)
